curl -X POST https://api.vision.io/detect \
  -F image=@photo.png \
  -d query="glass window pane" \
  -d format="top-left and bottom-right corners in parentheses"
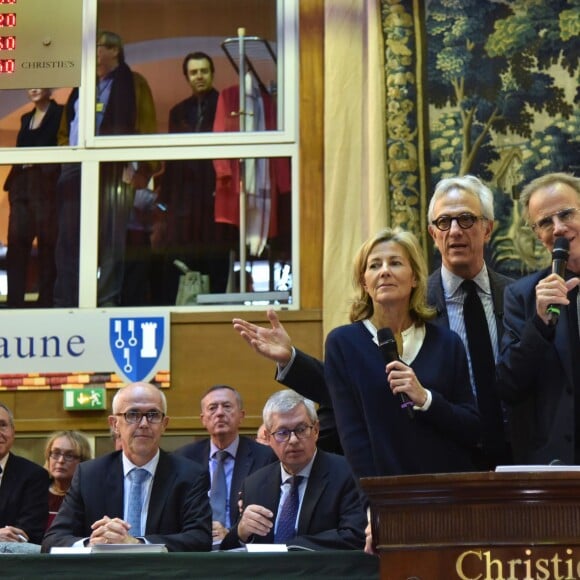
top-left (95, 0), bottom-right (280, 137)
top-left (0, 161), bottom-right (62, 308)
top-left (98, 155), bottom-right (292, 308)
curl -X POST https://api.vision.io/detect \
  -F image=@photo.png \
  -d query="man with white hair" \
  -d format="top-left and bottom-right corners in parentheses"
top-left (220, 389), bottom-right (365, 551)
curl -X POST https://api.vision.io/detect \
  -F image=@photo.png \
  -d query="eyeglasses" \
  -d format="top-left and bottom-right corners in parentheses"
top-left (431, 213), bottom-right (486, 231)
top-left (0, 420), bottom-right (12, 431)
top-left (49, 451), bottom-right (80, 462)
top-left (270, 424), bottom-right (314, 443)
top-left (115, 410), bottom-right (165, 424)
top-left (530, 207), bottom-right (580, 234)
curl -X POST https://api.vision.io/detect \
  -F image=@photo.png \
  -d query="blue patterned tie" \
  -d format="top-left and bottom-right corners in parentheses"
top-left (274, 476), bottom-right (303, 544)
top-left (210, 450), bottom-right (229, 526)
top-left (126, 468), bottom-right (149, 537)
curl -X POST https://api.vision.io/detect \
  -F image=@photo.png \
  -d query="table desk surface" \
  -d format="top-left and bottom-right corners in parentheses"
top-left (0, 549), bottom-right (379, 580)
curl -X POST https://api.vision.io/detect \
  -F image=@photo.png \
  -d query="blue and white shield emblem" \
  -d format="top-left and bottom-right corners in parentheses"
top-left (109, 317), bottom-right (165, 382)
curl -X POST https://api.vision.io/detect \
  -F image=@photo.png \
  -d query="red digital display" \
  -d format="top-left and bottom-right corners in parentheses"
top-left (0, 12), bottom-right (16, 27)
top-left (0, 5), bottom-right (15, 72)
top-left (0, 57), bottom-right (15, 73)
top-left (0, 34), bottom-right (15, 50)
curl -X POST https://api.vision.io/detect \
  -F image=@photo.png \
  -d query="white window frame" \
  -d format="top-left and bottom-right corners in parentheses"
top-left (0, 0), bottom-right (300, 311)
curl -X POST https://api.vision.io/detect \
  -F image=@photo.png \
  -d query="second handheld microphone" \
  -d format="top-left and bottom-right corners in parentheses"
top-left (546, 237), bottom-right (570, 326)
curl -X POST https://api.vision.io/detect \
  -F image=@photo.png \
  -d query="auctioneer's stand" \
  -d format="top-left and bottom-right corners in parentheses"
top-left (361, 470), bottom-right (580, 580)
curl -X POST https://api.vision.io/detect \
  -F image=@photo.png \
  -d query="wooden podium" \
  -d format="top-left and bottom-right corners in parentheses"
top-left (361, 471), bottom-right (580, 580)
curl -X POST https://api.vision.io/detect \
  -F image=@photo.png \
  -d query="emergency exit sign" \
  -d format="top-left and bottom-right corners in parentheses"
top-left (63, 388), bottom-right (106, 411)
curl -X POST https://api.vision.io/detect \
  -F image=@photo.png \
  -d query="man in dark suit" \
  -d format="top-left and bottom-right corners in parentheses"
top-left (42, 382), bottom-right (212, 552)
top-left (426, 175), bottom-right (513, 469)
top-left (175, 385), bottom-right (275, 543)
top-left (498, 172), bottom-right (580, 465)
top-left (0, 403), bottom-right (48, 545)
top-left (220, 389), bottom-right (365, 551)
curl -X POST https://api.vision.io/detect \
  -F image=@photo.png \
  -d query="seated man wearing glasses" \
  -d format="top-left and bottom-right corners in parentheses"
top-left (42, 382), bottom-right (212, 552)
top-left (497, 172), bottom-right (580, 465)
top-left (220, 389), bottom-right (366, 551)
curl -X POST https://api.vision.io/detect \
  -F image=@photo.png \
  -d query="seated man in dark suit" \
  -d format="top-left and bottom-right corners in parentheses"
top-left (220, 389), bottom-right (366, 551)
top-left (0, 403), bottom-right (48, 545)
top-left (42, 382), bottom-right (212, 552)
top-left (175, 385), bottom-right (276, 543)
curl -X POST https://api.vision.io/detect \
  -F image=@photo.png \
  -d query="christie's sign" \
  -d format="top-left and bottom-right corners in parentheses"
top-left (455, 547), bottom-right (580, 580)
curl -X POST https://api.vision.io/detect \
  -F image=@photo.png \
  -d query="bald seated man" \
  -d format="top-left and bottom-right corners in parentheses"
top-left (42, 382), bottom-right (212, 552)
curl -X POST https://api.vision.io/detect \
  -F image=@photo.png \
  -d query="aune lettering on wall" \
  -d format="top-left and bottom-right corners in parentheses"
top-left (0, 311), bottom-right (170, 389)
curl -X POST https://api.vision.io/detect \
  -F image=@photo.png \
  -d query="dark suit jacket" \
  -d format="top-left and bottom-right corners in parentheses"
top-left (428, 265), bottom-right (514, 466)
top-left (168, 90), bottom-right (219, 134)
top-left (175, 436), bottom-right (276, 528)
top-left (220, 450), bottom-right (366, 551)
top-left (0, 453), bottom-right (49, 544)
top-left (41, 450), bottom-right (212, 552)
top-left (427, 266), bottom-right (513, 340)
top-left (497, 268), bottom-right (576, 464)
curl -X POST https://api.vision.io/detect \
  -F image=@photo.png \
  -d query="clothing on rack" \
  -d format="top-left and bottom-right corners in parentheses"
top-left (212, 78), bottom-right (291, 257)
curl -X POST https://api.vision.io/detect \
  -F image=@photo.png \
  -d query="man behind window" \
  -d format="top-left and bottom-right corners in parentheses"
top-left (54, 31), bottom-right (157, 307)
top-left (42, 382), bottom-right (212, 552)
top-left (175, 385), bottom-right (275, 543)
top-left (220, 389), bottom-right (366, 551)
top-left (153, 51), bottom-right (237, 303)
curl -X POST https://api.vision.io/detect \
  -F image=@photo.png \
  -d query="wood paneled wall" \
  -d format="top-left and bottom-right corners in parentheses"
top-left (7, 0), bottom-right (325, 439)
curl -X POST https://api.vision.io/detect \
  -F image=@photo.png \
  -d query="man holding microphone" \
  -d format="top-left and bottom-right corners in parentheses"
top-left (498, 172), bottom-right (580, 465)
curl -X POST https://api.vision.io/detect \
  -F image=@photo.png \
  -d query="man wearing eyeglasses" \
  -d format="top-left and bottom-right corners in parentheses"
top-left (174, 385), bottom-right (275, 544)
top-left (497, 172), bottom-right (580, 465)
top-left (42, 382), bottom-right (212, 552)
top-left (0, 403), bottom-right (48, 545)
top-left (426, 174), bottom-right (514, 470)
top-left (220, 389), bottom-right (366, 551)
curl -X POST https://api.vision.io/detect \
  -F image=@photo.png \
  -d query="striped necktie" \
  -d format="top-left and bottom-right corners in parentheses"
top-left (274, 475), bottom-right (303, 544)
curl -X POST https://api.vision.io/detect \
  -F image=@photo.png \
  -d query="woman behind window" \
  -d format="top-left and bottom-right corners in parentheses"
top-left (3, 88), bottom-right (62, 308)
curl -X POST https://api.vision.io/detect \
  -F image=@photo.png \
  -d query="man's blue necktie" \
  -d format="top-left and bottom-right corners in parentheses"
top-left (274, 475), bottom-right (303, 544)
top-left (126, 468), bottom-right (149, 537)
top-left (210, 450), bottom-right (229, 526)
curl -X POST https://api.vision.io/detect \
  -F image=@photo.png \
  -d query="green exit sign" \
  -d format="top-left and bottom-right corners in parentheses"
top-left (63, 388), bottom-right (106, 411)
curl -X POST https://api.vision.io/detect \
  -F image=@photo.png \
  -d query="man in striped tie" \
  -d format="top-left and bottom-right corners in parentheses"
top-left (220, 389), bottom-right (366, 551)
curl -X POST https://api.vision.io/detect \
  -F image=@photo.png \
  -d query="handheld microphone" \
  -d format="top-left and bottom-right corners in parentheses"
top-left (546, 237), bottom-right (570, 326)
top-left (377, 327), bottom-right (414, 419)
